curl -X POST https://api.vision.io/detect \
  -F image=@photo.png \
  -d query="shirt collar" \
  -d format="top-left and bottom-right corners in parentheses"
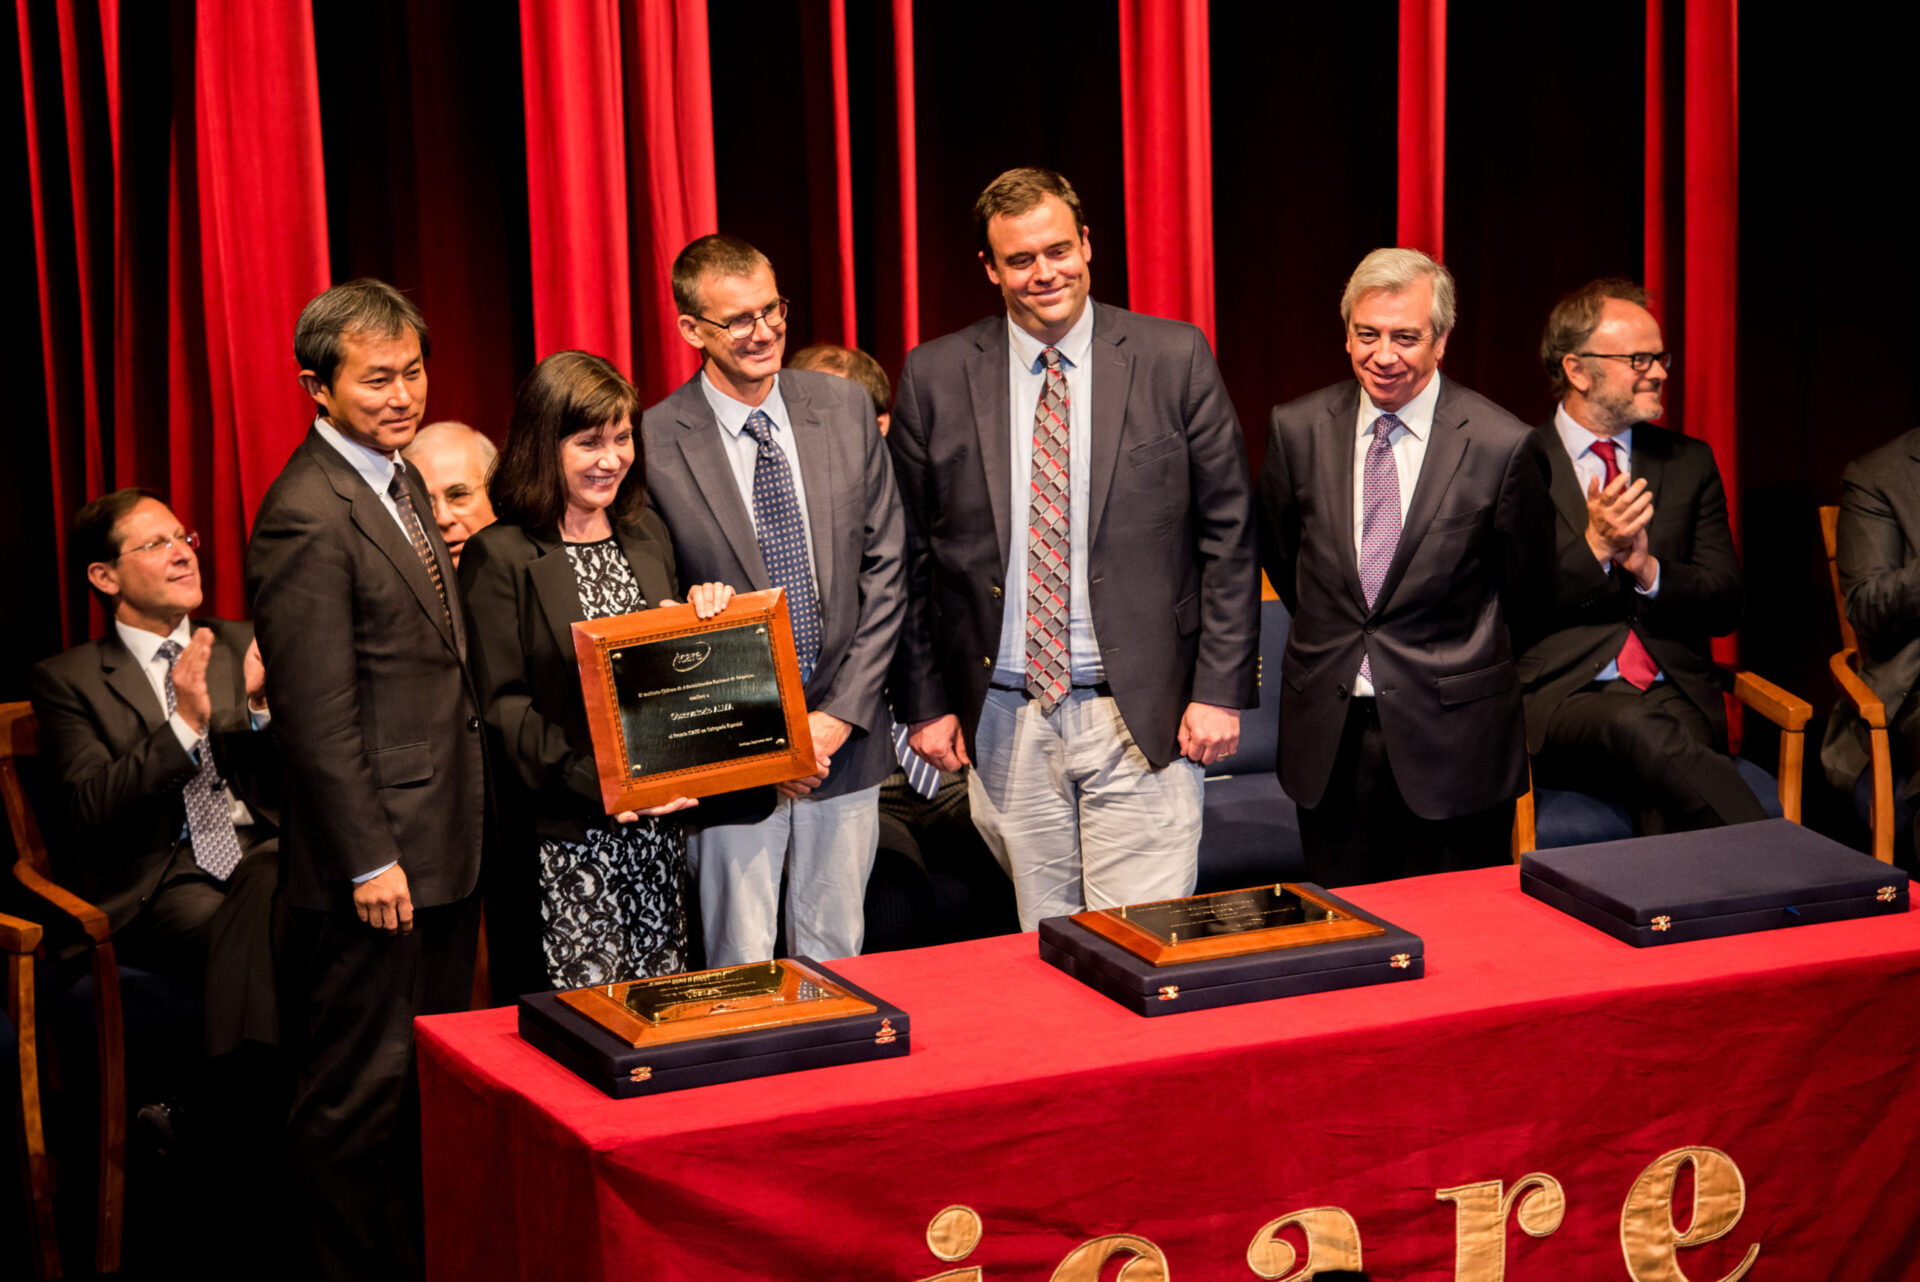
top-left (1554, 402), bottom-right (1633, 462)
top-left (1360, 370), bottom-right (1442, 441)
top-left (702, 371), bottom-right (791, 442)
top-left (115, 615), bottom-right (193, 668)
top-left (313, 416), bottom-right (406, 496)
top-left (1007, 299), bottom-right (1097, 374)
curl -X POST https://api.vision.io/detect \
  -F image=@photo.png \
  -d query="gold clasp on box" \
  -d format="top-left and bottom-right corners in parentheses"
top-left (1158, 985), bottom-right (1179, 1001)
top-left (875, 1018), bottom-right (897, 1045)
top-left (628, 1065), bottom-right (653, 1082)
top-left (1878, 886), bottom-right (1899, 903)
top-left (1651, 915), bottom-right (1673, 931)
top-left (1389, 953), bottom-right (1411, 969)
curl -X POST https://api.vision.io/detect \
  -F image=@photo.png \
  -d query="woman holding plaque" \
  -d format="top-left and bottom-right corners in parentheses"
top-left (461, 350), bottom-right (733, 990)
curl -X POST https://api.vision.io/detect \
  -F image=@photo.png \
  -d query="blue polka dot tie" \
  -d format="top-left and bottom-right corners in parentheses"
top-left (743, 410), bottom-right (821, 683)
top-left (155, 640), bottom-right (244, 881)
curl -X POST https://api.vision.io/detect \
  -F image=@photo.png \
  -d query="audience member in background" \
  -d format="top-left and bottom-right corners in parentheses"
top-left (246, 278), bottom-right (483, 1282)
top-left (460, 351), bottom-right (733, 988)
top-left (29, 489), bottom-right (283, 1060)
top-left (402, 419), bottom-right (499, 568)
top-left (890, 167), bottom-right (1258, 932)
top-left (1823, 425), bottom-right (1920, 864)
top-left (1258, 248), bottom-right (1553, 886)
top-left (642, 234), bottom-right (905, 967)
top-left (1521, 278), bottom-right (1764, 834)
top-left (790, 342), bottom-right (895, 435)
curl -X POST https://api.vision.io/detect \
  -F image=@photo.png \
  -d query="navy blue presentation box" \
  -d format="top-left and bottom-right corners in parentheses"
top-left (1037, 885), bottom-right (1424, 1017)
top-left (1521, 818), bottom-right (1910, 947)
top-left (518, 959), bottom-right (909, 1098)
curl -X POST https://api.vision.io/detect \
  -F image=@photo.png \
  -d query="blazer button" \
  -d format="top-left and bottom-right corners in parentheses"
top-left (1363, 621), bottom-right (1377, 634)
top-left (990, 585), bottom-right (1003, 599)
top-left (1336, 684), bottom-right (1348, 699)
top-left (982, 656), bottom-right (993, 668)
top-left (467, 716), bottom-right (481, 731)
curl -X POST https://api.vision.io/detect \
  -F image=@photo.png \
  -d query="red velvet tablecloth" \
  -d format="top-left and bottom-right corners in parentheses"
top-left (418, 866), bottom-right (1920, 1281)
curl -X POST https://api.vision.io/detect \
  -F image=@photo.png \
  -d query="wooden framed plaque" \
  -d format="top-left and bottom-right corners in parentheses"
top-left (572, 587), bottom-right (816, 813)
top-left (555, 958), bottom-right (877, 1049)
top-left (1072, 883), bottom-right (1386, 966)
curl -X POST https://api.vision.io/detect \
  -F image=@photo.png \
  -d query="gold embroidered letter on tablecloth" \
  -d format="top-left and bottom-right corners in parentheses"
top-left (1620, 1147), bottom-right (1759, 1281)
top-left (1244, 1207), bottom-right (1363, 1279)
top-left (916, 1205), bottom-right (985, 1281)
top-left (1049, 1233), bottom-right (1170, 1282)
top-left (1436, 1174), bottom-right (1565, 1281)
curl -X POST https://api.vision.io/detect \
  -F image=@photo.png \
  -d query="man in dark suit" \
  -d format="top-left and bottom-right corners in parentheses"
top-left (1521, 278), bottom-right (1764, 834)
top-left (889, 167), bottom-right (1258, 931)
top-left (1259, 248), bottom-right (1553, 886)
top-left (29, 488), bottom-right (281, 1057)
top-left (246, 279), bottom-right (485, 1281)
top-left (1822, 426), bottom-right (1920, 862)
top-left (641, 235), bottom-right (905, 966)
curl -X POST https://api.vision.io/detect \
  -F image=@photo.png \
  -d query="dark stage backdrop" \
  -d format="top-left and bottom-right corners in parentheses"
top-left (8, 0), bottom-right (1918, 836)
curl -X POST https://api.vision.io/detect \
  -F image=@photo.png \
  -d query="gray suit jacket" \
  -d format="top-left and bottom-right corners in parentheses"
top-left (1257, 377), bottom-right (1554, 818)
top-left (245, 426), bottom-right (487, 911)
top-left (1822, 426), bottom-right (1920, 794)
top-left (888, 305), bottom-right (1259, 768)
top-left (640, 368), bottom-right (906, 798)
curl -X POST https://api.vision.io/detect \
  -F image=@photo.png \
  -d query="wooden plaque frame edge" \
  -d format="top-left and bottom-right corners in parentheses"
top-left (555, 958), bottom-right (876, 1048)
top-left (572, 588), bottom-right (816, 814)
top-left (1070, 882), bottom-right (1389, 966)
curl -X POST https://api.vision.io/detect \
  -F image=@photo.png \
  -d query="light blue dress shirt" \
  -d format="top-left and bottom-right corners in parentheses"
top-left (699, 372), bottom-right (821, 586)
top-left (1553, 403), bottom-right (1662, 683)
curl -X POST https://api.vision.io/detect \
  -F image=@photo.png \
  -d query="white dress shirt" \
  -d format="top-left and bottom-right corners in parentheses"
top-left (114, 618), bottom-right (263, 829)
top-left (1349, 372), bottom-right (1442, 695)
top-left (700, 372), bottom-right (821, 585)
top-left (995, 301), bottom-right (1103, 687)
top-left (1553, 403), bottom-right (1663, 683)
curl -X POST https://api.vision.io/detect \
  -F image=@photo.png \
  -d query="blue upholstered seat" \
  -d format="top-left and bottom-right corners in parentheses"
top-left (1198, 600), bottom-right (1305, 890)
top-left (1531, 756), bottom-right (1784, 850)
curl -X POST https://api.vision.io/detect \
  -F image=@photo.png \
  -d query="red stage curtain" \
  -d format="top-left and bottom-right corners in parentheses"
top-left (797, 0), bottom-right (856, 348)
top-left (1396, 0), bottom-right (1446, 258)
top-left (890, 0), bottom-right (919, 354)
top-left (1118, 0), bottom-right (1216, 342)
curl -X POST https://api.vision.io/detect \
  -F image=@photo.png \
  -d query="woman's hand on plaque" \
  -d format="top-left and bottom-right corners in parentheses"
top-left (616, 798), bottom-right (700, 821)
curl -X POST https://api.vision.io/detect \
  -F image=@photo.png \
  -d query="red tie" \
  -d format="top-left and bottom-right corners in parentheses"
top-left (1589, 439), bottom-right (1661, 690)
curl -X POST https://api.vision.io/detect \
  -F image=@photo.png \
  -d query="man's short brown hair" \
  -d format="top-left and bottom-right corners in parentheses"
top-left (1540, 278), bottom-right (1651, 399)
top-left (788, 344), bottom-right (892, 417)
top-left (973, 167), bottom-right (1085, 259)
top-left (294, 278), bottom-right (430, 387)
top-left (671, 234), bottom-right (772, 316)
top-left (73, 487), bottom-right (166, 602)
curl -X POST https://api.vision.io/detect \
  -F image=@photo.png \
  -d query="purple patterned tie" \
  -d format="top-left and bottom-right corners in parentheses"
top-left (1357, 412), bottom-right (1403, 684)
top-left (1026, 347), bottom-right (1072, 712)
top-left (156, 640), bottom-right (244, 881)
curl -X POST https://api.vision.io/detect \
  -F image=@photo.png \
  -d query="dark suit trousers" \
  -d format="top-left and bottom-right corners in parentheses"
top-left (1534, 680), bottom-right (1770, 834)
top-left (286, 895), bottom-right (480, 1282)
top-left (115, 829), bottom-right (285, 1057)
top-left (1298, 699), bottom-right (1514, 887)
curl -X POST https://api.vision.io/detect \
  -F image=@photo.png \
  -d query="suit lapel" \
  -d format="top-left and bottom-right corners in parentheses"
top-left (526, 532), bottom-right (586, 660)
top-left (201, 623), bottom-right (237, 714)
top-left (306, 431), bottom-right (459, 653)
top-left (1540, 421), bottom-right (1590, 536)
top-left (782, 373), bottom-right (839, 612)
top-left (615, 525), bottom-right (679, 613)
top-left (671, 383), bottom-right (771, 588)
top-left (99, 632), bottom-right (166, 730)
top-left (1627, 425), bottom-right (1666, 509)
top-left (966, 329), bottom-right (1012, 567)
top-left (1372, 381), bottom-right (1468, 612)
top-left (1085, 316), bottom-right (1134, 548)
top-left (1322, 390), bottom-right (1367, 613)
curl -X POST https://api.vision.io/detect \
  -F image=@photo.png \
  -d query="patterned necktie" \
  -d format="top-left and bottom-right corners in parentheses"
top-left (388, 470), bottom-right (451, 628)
top-left (156, 640), bottom-right (244, 881)
top-left (743, 410), bottom-right (821, 684)
top-left (1357, 412), bottom-right (1403, 683)
top-left (892, 723), bottom-right (940, 800)
top-left (1588, 439), bottom-right (1661, 690)
top-left (1026, 347), bottom-right (1072, 711)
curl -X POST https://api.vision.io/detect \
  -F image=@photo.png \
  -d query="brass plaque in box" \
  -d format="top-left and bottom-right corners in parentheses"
top-left (556, 959), bottom-right (876, 1048)
top-left (573, 587), bottom-right (816, 814)
top-left (1072, 883), bottom-right (1385, 966)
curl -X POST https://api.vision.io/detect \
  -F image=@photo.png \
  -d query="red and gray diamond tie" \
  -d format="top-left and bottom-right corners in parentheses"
top-left (156, 640), bottom-right (244, 881)
top-left (1026, 347), bottom-right (1072, 711)
top-left (1358, 412), bottom-right (1402, 684)
top-left (388, 470), bottom-right (452, 630)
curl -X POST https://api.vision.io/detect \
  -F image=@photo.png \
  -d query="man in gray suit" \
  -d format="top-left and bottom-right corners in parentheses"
top-left (889, 167), bottom-right (1259, 931)
top-left (641, 234), bottom-right (905, 966)
top-left (1822, 427), bottom-right (1920, 864)
top-left (1258, 248), bottom-right (1553, 887)
top-left (247, 279), bottom-right (485, 1280)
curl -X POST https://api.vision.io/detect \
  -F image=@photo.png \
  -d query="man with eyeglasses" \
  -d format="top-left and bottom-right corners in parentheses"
top-left (641, 233), bottom-right (905, 966)
top-left (1257, 248), bottom-right (1553, 886)
top-left (28, 489), bottom-right (283, 1060)
top-left (1520, 278), bottom-right (1764, 834)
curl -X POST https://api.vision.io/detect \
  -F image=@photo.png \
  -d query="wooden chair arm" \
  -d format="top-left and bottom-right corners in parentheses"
top-left (13, 855), bottom-right (112, 944)
top-left (1724, 668), bottom-right (1812, 732)
top-left (1511, 765), bottom-right (1537, 861)
top-left (0, 910), bottom-right (42, 954)
top-left (1828, 649), bottom-right (1888, 728)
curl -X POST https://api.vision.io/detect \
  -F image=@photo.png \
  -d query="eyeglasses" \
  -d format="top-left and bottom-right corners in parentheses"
top-left (691, 298), bottom-right (790, 341)
top-left (1576, 350), bottom-right (1675, 373)
top-left (114, 531), bottom-right (200, 560)
top-left (1349, 326), bottom-right (1436, 353)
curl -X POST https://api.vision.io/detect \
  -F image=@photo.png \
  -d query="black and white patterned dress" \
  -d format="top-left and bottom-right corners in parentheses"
top-left (538, 538), bottom-right (688, 987)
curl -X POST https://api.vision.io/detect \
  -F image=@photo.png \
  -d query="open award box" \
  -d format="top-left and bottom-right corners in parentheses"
top-left (519, 958), bottom-right (910, 1098)
top-left (1038, 883), bottom-right (1424, 1016)
top-left (1520, 818), bottom-right (1910, 947)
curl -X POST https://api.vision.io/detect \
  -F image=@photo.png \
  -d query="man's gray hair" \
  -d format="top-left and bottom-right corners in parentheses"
top-left (404, 420), bottom-right (498, 470)
top-left (1340, 248), bottom-right (1458, 336)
